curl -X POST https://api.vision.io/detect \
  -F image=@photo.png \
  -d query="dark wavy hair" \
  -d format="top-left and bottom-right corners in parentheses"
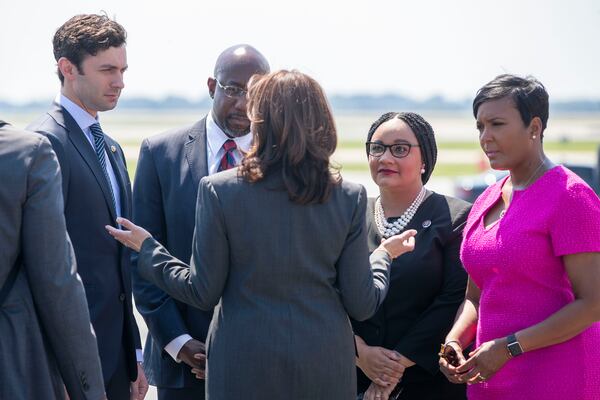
top-left (473, 74), bottom-right (549, 138)
top-left (53, 14), bottom-right (127, 84)
top-left (240, 70), bottom-right (340, 205)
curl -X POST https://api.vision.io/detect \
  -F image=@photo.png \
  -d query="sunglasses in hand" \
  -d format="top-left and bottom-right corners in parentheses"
top-left (439, 342), bottom-right (461, 367)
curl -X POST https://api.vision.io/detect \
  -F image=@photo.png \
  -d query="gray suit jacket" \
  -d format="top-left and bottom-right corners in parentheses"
top-left (131, 118), bottom-right (212, 391)
top-left (137, 169), bottom-right (391, 400)
top-left (0, 122), bottom-right (104, 400)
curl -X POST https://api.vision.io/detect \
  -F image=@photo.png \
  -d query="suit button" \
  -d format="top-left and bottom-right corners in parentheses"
top-left (119, 293), bottom-right (126, 302)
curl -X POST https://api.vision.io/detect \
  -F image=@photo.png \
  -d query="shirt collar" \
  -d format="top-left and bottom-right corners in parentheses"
top-left (206, 111), bottom-right (252, 154)
top-left (56, 93), bottom-right (98, 131)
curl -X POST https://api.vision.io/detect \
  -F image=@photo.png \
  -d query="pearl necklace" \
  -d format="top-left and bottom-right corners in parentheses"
top-left (375, 187), bottom-right (426, 238)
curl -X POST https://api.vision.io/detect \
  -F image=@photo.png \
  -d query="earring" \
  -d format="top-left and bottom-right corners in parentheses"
top-left (532, 135), bottom-right (536, 139)
top-left (420, 168), bottom-right (425, 174)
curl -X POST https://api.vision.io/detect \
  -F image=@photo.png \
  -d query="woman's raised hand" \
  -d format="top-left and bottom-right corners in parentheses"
top-left (378, 229), bottom-right (417, 259)
top-left (105, 217), bottom-right (152, 252)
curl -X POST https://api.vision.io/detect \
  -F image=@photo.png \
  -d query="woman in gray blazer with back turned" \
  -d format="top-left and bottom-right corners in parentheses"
top-left (108, 70), bottom-right (416, 400)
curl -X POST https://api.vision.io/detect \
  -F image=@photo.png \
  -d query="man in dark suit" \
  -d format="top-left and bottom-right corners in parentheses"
top-left (131, 44), bottom-right (269, 399)
top-left (0, 121), bottom-right (105, 400)
top-left (27, 14), bottom-right (148, 400)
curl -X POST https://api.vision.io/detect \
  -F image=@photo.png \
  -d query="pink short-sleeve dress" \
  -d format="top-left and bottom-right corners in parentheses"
top-left (461, 166), bottom-right (600, 400)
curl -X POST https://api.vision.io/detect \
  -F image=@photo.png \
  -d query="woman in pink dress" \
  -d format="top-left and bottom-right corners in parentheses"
top-left (438, 74), bottom-right (600, 399)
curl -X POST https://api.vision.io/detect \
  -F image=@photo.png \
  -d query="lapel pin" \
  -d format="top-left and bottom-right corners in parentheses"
top-left (110, 145), bottom-right (117, 153)
top-left (422, 220), bottom-right (432, 228)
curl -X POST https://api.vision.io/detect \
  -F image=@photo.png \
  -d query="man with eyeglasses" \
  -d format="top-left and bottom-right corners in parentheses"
top-left (131, 44), bottom-right (269, 400)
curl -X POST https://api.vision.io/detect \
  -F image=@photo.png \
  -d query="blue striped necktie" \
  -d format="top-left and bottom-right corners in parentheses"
top-left (89, 123), bottom-right (117, 213)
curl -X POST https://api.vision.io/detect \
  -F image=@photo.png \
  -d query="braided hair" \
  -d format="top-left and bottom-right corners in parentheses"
top-left (366, 112), bottom-right (437, 184)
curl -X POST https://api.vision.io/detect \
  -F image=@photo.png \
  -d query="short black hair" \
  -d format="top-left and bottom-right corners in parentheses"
top-left (473, 74), bottom-right (549, 137)
top-left (53, 14), bottom-right (127, 84)
top-left (366, 111), bottom-right (437, 184)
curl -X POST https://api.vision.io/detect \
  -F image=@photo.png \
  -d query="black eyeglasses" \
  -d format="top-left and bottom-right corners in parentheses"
top-left (215, 79), bottom-right (247, 98)
top-left (365, 142), bottom-right (420, 158)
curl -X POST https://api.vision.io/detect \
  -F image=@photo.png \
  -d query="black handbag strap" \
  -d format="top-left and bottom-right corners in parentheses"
top-left (0, 254), bottom-right (22, 306)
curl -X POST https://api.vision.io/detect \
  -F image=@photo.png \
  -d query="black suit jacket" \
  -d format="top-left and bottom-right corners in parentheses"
top-left (131, 118), bottom-right (212, 391)
top-left (27, 103), bottom-right (141, 384)
top-left (353, 192), bottom-right (471, 399)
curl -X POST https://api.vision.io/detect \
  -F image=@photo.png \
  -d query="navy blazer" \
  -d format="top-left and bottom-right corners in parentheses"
top-left (27, 104), bottom-right (141, 384)
top-left (131, 118), bottom-right (212, 391)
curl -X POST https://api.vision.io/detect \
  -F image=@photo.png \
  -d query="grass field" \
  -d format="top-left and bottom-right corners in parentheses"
top-left (5, 110), bottom-right (599, 181)
top-left (337, 140), bottom-right (600, 152)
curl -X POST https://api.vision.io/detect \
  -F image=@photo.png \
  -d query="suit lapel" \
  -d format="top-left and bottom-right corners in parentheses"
top-left (50, 104), bottom-right (118, 222)
top-left (185, 117), bottom-right (209, 185)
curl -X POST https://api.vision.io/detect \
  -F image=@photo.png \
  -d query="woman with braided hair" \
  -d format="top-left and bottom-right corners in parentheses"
top-left (352, 112), bottom-right (470, 400)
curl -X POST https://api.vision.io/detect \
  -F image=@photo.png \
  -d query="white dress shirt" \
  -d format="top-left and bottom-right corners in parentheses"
top-left (57, 93), bottom-right (142, 363)
top-left (163, 112), bottom-right (252, 362)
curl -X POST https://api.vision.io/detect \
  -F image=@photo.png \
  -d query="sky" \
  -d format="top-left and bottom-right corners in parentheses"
top-left (1, 0), bottom-right (600, 104)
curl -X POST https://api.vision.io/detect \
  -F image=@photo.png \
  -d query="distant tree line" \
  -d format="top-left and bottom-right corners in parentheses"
top-left (2, 95), bottom-right (599, 113)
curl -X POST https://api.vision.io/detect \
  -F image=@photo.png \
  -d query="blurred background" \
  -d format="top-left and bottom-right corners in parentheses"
top-left (2, 0), bottom-right (599, 194)
top-left (2, 1), bottom-right (599, 397)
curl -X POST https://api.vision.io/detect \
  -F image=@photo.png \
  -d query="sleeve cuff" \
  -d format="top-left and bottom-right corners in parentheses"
top-left (164, 334), bottom-right (193, 362)
top-left (136, 349), bottom-right (144, 363)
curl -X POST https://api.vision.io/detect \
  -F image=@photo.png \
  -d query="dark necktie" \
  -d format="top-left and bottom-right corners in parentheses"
top-left (89, 123), bottom-right (117, 213)
top-left (218, 139), bottom-right (238, 172)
